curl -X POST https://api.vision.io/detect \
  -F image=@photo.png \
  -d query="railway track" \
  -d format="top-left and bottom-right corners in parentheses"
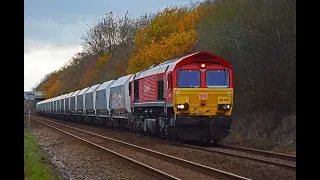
top-left (31, 116), bottom-right (250, 180)
top-left (183, 144), bottom-right (296, 170)
top-left (33, 114), bottom-right (296, 172)
top-left (73, 116), bottom-right (296, 170)
top-left (217, 144), bottom-right (296, 161)
top-left (87, 117), bottom-right (296, 170)
top-left (141, 134), bottom-right (296, 170)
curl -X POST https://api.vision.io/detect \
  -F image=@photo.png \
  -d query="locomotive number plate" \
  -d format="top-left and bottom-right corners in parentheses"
top-left (218, 96), bottom-right (230, 103)
top-left (199, 93), bottom-right (208, 100)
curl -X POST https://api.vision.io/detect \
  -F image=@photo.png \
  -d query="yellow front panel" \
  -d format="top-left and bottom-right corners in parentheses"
top-left (173, 88), bottom-right (234, 116)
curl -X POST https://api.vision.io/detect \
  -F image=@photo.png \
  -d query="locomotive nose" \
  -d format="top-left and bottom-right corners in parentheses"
top-left (173, 88), bottom-right (233, 116)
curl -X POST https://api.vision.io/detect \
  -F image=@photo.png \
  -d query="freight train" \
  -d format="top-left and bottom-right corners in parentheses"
top-left (36, 51), bottom-right (234, 144)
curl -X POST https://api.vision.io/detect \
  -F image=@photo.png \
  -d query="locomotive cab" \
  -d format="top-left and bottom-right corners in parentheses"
top-left (170, 53), bottom-right (234, 142)
top-left (173, 64), bottom-right (233, 116)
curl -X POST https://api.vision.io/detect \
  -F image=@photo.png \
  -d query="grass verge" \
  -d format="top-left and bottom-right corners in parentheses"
top-left (224, 112), bottom-right (296, 153)
top-left (24, 128), bottom-right (59, 180)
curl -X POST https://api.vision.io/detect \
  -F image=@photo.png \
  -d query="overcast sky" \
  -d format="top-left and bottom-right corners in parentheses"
top-left (24, 0), bottom-right (193, 91)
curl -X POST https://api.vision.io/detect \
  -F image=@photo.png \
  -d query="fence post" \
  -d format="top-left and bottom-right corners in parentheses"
top-left (28, 102), bottom-right (31, 130)
top-left (25, 93), bottom-right (35, 130)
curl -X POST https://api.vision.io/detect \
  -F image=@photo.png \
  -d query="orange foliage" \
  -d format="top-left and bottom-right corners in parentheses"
top-left (81, 67), bottom-right (97, 87)
top-left (81, 57), bottom-right (99, 87)
top-left (112, 59), bottom-right (127, 77)
top-left (128, 5), bottom-right (206, 73)
top-left (38, 72), bottom-right (62, 98)
top-left (96, 52), bottom-right (111, 71)
top-left (46, 80), bottom-right (61, 98)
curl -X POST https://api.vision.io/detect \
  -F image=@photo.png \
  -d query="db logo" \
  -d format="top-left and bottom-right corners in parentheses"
top-left (199, 93), bottom-right (208, 100)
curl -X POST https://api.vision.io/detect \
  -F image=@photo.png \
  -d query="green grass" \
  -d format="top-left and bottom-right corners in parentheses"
top-left (24, 129), bottom-right (57, 180)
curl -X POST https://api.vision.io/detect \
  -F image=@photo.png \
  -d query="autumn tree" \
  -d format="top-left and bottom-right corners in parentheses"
top-left (197, 0), bottom-right (296, 113)
top-left (127, 5), bottom-right (205, 73)
top-left (80, 55), bottom-right (99, 87)
top-left (80, 11), bottom-right (154, 79)
top-left (37, 70), bottom-right (63, 98)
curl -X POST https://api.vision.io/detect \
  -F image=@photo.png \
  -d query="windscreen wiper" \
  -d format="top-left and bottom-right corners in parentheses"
top-left (224, 67), bottom-right (227, 86)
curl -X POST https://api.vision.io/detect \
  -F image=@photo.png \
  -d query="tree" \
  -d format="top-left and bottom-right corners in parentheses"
top-left (196, 0), bottom-right (296, 112)
top-left (128, 5), bottom-right (205, 73)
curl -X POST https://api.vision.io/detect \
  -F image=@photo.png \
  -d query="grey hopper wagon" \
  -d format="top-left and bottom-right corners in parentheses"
top-left (54, 97), bottom-right (59, 113)
top-left (45, 100), bottom-right (49, 112)
top-left (109, 74), bottom-right (134, 115)
top-left (60, 94), bottom-right (69, 113)
top-left (43, 99), bottom-right (49, 113)
top-left (59, 94), bottom-right (67, 113)
top-left (55, 95), bottom-right (60, 113)
top-left (76, 87), bottom-right (90, 114)
top-left (95, 80), bottom-right (115, 115)
top-left (36, 101), bottom-right (43, 112)
top-left (85, 84), bottom-right (101, 115)
top-left (48, 98), bottom-right (52, 113)
top-left (51, 98), bottom-right (55, 113)
top-left (54, 97), bottom-right (58, 112)
top-left (41, 101), bottom-right (45, 112)
top-left (70, 90), bottom-right (80, 114)
top-left (35, 102), bottom-right (39, 112)
top-left (42, 99), bottom-right (47, 113)
top-left (42, 99), bottom-right (48, 112)
top-left (55, 95), bottom-right (63, 113)
top-left (43, 99), bottom-right (48, 113)
top-left (46, 98), bottom-right (51, 113)
top-left (36, 100), bottom-right (44, 112)
top-left (47, 98), bottom-right (52, 113)
top-left (64, 92), bottom-right (75, 113)
top-left (53, 97), bottom-right (58, 112)
top-left (45, 99), bottom-right (50, 113)
top-left (52, 97), bottom-right (58, 113)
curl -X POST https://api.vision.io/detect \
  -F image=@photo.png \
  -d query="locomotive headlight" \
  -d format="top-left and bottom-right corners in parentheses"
top-left (218, 104), bottom-right (231, 110)
top-left (177, 104), bottom-right (189, 110)
top-left (178, 104), bottom-right (185, 109)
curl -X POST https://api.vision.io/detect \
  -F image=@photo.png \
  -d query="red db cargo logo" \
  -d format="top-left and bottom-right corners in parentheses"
top-left (199, 93), bottom-right (208, 100)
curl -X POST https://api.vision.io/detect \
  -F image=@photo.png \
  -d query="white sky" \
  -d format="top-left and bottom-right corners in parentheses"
top-left (24, 40), bottom-right (82, 91)
top-left (24, 0), bottom-right (192, 91)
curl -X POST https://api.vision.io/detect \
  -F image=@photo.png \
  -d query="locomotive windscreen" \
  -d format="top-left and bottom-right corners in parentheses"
top-left (177, 70), bottom-right (200, 88)
top-left (206, 70), bottom-right (229, 88)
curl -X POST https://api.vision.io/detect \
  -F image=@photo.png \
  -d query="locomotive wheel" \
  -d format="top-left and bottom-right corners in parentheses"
top-left (131, 117), bottom-right (143, 133)
top-left (160, 125), bottom-right (169, 139)
top-left (169, 126), bottom-right (177, 142)
top-left (198, 140), bottom-right (213, 147)
top-left (213, 140), bottom-right (221, 145)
